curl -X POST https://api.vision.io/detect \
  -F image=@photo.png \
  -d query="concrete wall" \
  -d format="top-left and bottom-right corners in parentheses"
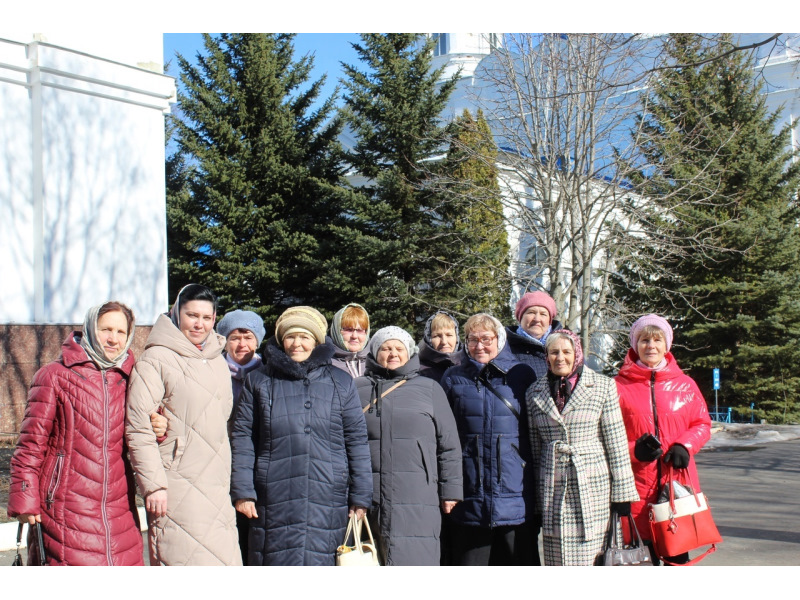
top-left (0, 34), bottom-right (175, 326)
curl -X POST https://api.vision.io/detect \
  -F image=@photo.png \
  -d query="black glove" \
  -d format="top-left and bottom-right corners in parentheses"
top-left (663, 444), bottom-right (690, 469)
top-left (633, 433), bottom-right (663, 462)
top-left (611, 502), bottom-right (631, 517)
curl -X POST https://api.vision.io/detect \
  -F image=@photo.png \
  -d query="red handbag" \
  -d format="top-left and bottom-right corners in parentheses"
top-left (648, 466), bottom-right (722, 566)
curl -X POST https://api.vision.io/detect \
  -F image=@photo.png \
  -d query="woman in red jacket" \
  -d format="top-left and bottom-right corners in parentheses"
top-left (7, 302), bottom-right (144, 565)
top-left (614, 314), bottom-right (711, 565)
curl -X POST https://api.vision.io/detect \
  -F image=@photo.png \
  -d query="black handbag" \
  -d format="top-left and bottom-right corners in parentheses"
top-left (603, 514), bottom-right (653, 566)
top-left (12, 522), bottom-right (48, 566)
top-left (11, 523), bottom-right (23, 566)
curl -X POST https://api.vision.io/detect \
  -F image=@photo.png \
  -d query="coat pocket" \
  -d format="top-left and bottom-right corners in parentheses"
top-left (418, 440), bottom-right (430, 485)
top-left (45, 452), bottom-right (65, 509)
top-left (498, 439), bottom-right (525, 495)
top-left (462, 435), bottom-right (482, 497)
top-left (160, 437), bottom-right (185, 471)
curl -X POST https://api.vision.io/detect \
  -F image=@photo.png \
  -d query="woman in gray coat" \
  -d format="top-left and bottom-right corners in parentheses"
top-left (526, 330), bottom-right (638, 565)
top-left (355, 326), bottom-right (463, 566)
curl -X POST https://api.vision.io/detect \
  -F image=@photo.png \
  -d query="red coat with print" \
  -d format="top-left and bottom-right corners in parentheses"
top-left (614, 350), bottom-right (712, 539)
top-left (7, 333), bottom-right (143, 565)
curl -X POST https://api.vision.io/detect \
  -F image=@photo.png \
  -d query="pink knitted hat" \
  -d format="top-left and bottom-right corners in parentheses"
top-left (515, 291), bottom-right (557, 323)
top-left (629, 314), bottom-right (673, 352)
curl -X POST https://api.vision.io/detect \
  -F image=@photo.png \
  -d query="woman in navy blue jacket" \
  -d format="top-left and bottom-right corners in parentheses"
top-left (440, 313), bottom-right (540, 565)
top-left (230, 306), bottom-right (372, 566)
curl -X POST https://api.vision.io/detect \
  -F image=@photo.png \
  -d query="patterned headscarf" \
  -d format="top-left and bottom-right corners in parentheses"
top-left (545, 329), bottom-right (584, 413)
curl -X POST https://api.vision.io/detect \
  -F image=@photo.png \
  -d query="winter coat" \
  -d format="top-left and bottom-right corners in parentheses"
top-left (330, 340), bottom-right (369, 378)
top-left (7, 333), bottom-right (143, 565)
top-left (614, 350), bottom-right (712, 539)
top-left (527, 368), bottom-right (639, 565)
top-left (418, 339), bottom-right (462, 384)
top-left (125, 314), bottom-right (241, 566)
top-left (505, 319), bottom-right (564, 379)
top-left (440, 345), bottom-right (536, 528)
top-left (230, 340), bottom-right (373, 566)
top-left (356, 354), bottom-right (463, 565)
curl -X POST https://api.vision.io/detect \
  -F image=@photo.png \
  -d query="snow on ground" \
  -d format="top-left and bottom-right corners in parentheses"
top-left (705, 422), bottom-right (800, 449)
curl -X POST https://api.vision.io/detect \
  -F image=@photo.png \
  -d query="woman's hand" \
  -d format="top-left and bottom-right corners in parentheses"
top-left (440, 500), bottom-right (458, 514)
top-left (145, 489), bottom-right (168, 517)
top-left (235, 499), bottom-right (258, 519)
top-left (150, 411), bottom-right (168, 438)
top-left (348, 506), bottom-right (367, 520)
top-left (17, 513), bottom-right (40, 526)
top-left (663, 444), bottom-right (690, 469)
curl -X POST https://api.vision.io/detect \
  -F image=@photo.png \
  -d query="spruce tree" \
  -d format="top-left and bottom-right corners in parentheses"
top-left (618, 34), bottom-right (800, 422)
top-left (337, 33), bottom-right (459, 334)
top-left (166, 33), bottom-right (353, 328)
top-left (432, 108), bottom-right (512, 322)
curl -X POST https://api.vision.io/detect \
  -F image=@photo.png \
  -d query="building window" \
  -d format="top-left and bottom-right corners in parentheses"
top-left (489, 33), bottom-right (499, 51)
top-left (433, 34), bottom-right (448, 56)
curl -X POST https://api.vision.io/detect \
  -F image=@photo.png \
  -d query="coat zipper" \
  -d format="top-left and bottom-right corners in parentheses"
top-left (102, 371), bottom-right (113, 565)
top-left (475, 435), bottom-right (483, 490)
top-left (497, 434), bottom-right (502, 483)
top-left (650, 370), bottom-right (662, 489)
top-left (46, 452), bottom-right (65, 508)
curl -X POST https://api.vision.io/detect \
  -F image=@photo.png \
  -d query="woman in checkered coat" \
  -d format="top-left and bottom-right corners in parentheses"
top-left (526, 330), bottom-right (638, 565)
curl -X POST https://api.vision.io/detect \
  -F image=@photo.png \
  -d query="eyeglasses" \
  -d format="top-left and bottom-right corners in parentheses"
top-left (467, 335), bottom-right (496, 347)
top-left (341, 328), bottom-right (367, 335)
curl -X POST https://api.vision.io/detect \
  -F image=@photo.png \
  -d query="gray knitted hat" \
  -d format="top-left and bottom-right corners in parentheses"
top-left (217, 310), bottom-right (266, 346)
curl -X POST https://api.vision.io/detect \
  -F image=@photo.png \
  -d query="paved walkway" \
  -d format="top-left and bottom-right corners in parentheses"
top-left (3, 438), bottom-right (799, 566)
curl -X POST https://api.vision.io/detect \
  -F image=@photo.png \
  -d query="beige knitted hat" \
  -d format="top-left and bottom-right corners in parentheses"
top-left (275, 306), bottom-right (328, 345)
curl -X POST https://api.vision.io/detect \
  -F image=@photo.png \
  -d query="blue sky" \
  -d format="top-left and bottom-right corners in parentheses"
top-left (163, 33), bottom-right (362, 106)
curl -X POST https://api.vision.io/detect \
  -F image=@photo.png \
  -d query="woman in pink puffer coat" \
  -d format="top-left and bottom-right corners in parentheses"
top-left (614, 314), bottom-right (712, 565)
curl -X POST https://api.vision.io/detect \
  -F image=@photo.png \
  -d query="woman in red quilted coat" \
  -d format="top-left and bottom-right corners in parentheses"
top-left (7, 302), bottom-right (144, 565)
top-left (614, 314), bottom-right (712, 565)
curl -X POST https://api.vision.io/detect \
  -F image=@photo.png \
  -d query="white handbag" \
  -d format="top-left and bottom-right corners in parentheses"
top-left (336, 514), bottom-right (380, 566)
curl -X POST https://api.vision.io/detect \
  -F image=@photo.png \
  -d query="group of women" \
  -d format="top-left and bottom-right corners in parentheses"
top-left (7, 286), bottom-right (712, 566)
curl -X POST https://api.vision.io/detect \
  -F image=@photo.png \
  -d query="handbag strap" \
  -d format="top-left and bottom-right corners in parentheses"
top-left (482, 378), bottom-right (520, 420)
top-left (358, 515), bottom-right (376, 547)
top-left (342, 514), bottom-right (364, 553)
top-left (362, 379), bottom-right (407, 414)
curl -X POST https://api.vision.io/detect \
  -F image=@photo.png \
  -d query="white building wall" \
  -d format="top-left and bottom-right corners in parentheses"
top-left (0, 34), bottom-right (175, 325)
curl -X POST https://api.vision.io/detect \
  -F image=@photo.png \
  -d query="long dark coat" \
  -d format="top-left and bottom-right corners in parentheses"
top-left (356, 355), bottom-right (462, 565)
top-left (230, 340), bottom-right (373, 566)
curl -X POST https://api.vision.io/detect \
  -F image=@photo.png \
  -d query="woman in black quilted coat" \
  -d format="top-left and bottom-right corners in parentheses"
top-left (230, 306), bottom-right (372, 565)
top-left (356, 326), bottom-right (463, 565)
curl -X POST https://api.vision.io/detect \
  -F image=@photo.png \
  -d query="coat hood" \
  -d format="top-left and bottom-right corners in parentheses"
top-left (145, 313), bottom-right (225, 360)
top-left (364, 353), bottom-right (421, 381)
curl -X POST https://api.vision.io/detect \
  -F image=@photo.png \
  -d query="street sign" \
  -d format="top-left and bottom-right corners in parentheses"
top-left (713, 368), bottom-right (720, 390)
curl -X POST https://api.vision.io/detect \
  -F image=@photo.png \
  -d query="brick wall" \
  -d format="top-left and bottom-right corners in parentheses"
top-left (0, 324), bottom-right (151, 442)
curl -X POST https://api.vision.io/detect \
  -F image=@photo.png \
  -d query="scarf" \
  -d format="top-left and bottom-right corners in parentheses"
top-left (546, 329), bottom-right (584, 413)
top-left (169, 284), bottom-right (213, 349)
top-left (79, 304), bottom-right (135, 370)
top-left (636, 358), bottom-right (668, 371)
top-left (329, 303), bottom-right (370, 351)
top-left (516, 324), bottom-right (551, 346)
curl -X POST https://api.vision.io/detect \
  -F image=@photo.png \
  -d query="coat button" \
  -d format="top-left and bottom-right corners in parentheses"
top-left (304, 425), bottom-right (311, 434)
top-left (305, 401), bottom-right (312, 409)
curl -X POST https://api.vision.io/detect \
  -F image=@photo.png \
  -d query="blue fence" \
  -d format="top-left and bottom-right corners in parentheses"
top-left (709, 404), bottom-right (755, 424)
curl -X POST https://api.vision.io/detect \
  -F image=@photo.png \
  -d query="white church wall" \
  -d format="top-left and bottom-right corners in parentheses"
top-left (0, 35), bottom-right (175, 325)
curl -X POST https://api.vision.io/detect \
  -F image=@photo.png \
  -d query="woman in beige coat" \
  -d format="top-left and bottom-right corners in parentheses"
top-left (126, 284), bottom-right (241, 566)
